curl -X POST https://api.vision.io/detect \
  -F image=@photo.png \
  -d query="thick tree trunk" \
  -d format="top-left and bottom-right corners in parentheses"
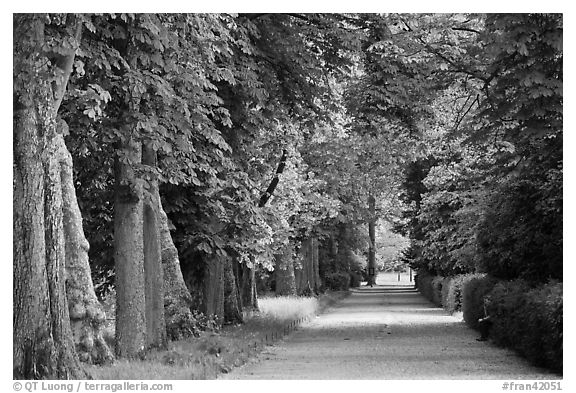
top-left (58, 131), bottom-right (113, 364)
top-left (142, 146), bottom-right (167, 350)
top-left (367, 194), bottom-right (377, 286)
top-left (275, 244), bottom-right (297, 296)
top-left (202, 255), bottom-right (225, 325)
top-left (240, 262), bottom-right (258, 312)
top-left (14, 15), bottom-right (86, 377)
top-left (114, 139), bottom-right (146, 358)
top-left (223, 257), bottom-right (243, 324)
top-left (296, 237), bottom-right (321, 295)
top-left (14, 100), bottom-right (86, 379)
top-left (157, 191), bottom-right (196, 340)
top-left (44, 129), bottom-right (87, 378)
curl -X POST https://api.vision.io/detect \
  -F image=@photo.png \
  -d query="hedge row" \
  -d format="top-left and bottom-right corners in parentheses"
top-left (416, 271), bottom-right (487, 313)
top-left (486, 280), bottom-right (563, 373)
top-left (415, 270), bottom-right (563, 373)
top-left (323, 272), bottom-right (351, 290)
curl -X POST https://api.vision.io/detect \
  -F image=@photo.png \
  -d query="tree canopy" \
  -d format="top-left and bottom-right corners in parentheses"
top-left (13, 12), bottom-right (562, 377)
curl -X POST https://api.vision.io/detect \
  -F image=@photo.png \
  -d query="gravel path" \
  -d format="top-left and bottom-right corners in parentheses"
top-left (224, 273), bottom-right (559, 380)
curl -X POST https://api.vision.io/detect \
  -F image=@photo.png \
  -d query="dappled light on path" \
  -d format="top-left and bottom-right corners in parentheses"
top-left (224, 273), bottom-right (559, 380)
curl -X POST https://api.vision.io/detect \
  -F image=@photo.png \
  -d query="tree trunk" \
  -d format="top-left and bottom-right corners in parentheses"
top-left (202, 255), bottom-right (225, 325)
top-left (142, 146), bottom-right (167, 350)
top-left (275, 244), bottom-right (297, 296)
top-left (240, 262), bottom-right (258, 312)
top-left (58, 130), bottom-right (114, 365)
top-left (367, 194), bottom-right (377, 286)
top-left (13, 15), bottom-right (86, 378)
top-left (114, 139), bottom-right (146, 358)
top-left (311, 237), bottom-right (321, 292)
top-left (157, 191), bottom-right (196, 340)
top-left (223, 256), bottom-right (243, 324)
top-left (14, 97), bottom-right (86, 380)
top-left (296, 239), bottom-right (316, 296)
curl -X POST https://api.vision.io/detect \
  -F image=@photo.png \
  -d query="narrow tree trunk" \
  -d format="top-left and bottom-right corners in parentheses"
top-left (58, 130), bottom-right (113, 364)
top-left (367, 194), bottom-right (376, 286)
top-left (157, 191), bottom-right (195, 340)
top-left (114, 139), bottom-right (146, 358)
top-left (223, 257), bottom-right (243, 324)
top-left (202, 255), bottom-right (225, 325)
top-left (275, 244), bottom-right (297, 296)
top-left (142, 146), bottom-right (167, 350)
top-left (240, 261), bottom-right (258, 312)
top-left (311, 236), bottom-right (321, 293)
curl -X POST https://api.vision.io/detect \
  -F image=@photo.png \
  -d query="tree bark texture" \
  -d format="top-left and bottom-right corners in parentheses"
top-left (223, 256), bottom-right (243, 324)
top-left (156, 190), bottom-right (196, 340)
top-left (58, 131), bottom-right (113, 364)
top-left (142, 146), bottom-right (167, 350)
top-left (275, 244), bottom-right (297, 296)
top-left (240, 260), bottom-right (259, 312)
top-left (295, 237), bottom-right (320, 295)
top-left (14, 100), bottom-right (86, 379)
top-left (13, 16), bottom-right (86, 379)
top-left (114, 140), bottom-right (146, 358)
top-left (367, 194), bottom-right (377, 286)
top-left (202, 255), bottom-right (225, 325)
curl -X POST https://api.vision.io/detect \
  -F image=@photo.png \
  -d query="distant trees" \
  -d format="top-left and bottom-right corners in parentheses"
top-left (14, 13), bottom-right (561, 379)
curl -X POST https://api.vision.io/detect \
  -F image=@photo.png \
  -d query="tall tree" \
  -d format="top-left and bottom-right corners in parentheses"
top-left (13, 13), bottom-right (87, 379)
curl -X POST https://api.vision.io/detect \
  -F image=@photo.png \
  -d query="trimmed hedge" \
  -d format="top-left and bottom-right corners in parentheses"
top-left (349, 272), bottom-right (362, 288)
top-left (430, 276), bottom-right (444, 306)
top-left (415, 271), bottom-right (435, 304)
top-left (462, 274), bottom-right (500, 330)
top-left (486, 280), bottom-right (563, 373)
top-left (415, 269), bottom-right (563, 373)
top-left (418, 271), bottom-right (488, 315)
top-left (324, 272), bottom-right (351, 291)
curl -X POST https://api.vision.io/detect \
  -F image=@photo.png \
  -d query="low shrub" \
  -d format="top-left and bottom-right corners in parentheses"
top-left (462, 274), bottom-right (499, 330)
top-left (443, 274), bottom-right (480, 314)
top-left (415, 271), bottom-right (434, 303)
top-left (349, 272), bottom-right (362, 288)
top-left (324, 272), bottom-right (351, 291)
top-left (486, 280), bottom-right (562, 373)
top-left (430, 276), bottom-right (444, 306)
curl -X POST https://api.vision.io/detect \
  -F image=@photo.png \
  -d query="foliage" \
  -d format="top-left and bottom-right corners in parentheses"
top-left (430, 276), bottom-right (444, 307)
top-left (486, 280), bottom-right (562, 373)
top-left (442, 274), bottom-right (476, 314)
top-left (415, 271), bottom-right (434, 303)
top-left (349, 272), bottom-right (362, 288)
top-left (462, 274), bottom-right (500, 330)
top-left (475, 171), bottom-right (562, 282)
top-left (395, 14), bottom-right (562, 283)
top-left (323, 272), bottom-right (351, 291)
top-left (14, 13), bottom-right (563, 374)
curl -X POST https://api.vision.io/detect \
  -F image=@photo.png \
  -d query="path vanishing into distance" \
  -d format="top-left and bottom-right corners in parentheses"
top-left (224, 273), bottom-right (559, 380)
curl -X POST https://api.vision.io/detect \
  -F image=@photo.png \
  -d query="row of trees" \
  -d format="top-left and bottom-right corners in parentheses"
top-left (394, 14), bottom-right (562, 283)
top-left (13, 13), bottom-right (562, 379)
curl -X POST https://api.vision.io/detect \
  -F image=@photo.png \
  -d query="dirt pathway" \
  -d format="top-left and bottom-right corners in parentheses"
top-left (223, 273), bottom-right (559, 379)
